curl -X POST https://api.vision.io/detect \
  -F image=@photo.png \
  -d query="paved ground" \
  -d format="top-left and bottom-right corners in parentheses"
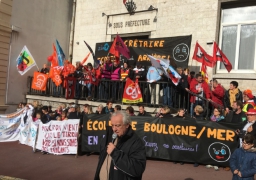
top-left (0, 142), bottom-right (232, 180)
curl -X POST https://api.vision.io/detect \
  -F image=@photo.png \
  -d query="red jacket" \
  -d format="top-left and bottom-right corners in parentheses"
top-left (189, 78), bottom-right (211, 103)
top-left (211, 84), bottom-right (225, 108)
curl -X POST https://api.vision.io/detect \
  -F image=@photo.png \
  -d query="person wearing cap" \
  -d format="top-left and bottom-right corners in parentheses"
top-left (224, 81), bottom-right (243, 113)
top-left (67, 104), bottom-right (80, 119)
top-left (235, 108), bottom-right (256, 147)
top-left (242, 89), bottom-right (256, 112)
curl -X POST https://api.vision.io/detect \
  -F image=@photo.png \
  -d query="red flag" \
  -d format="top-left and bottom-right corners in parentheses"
top-left (192, 42), bottom-right (215, 67)
top-left (31, 72), bottom-right (48, 91)
top-left (122, 78), bottom-right (143, 103)
top-left (64, 77), bottom-right (76, 99)
top-left (109, 37), bottom-right (120, 58)
top-left (213, 42), bottom-right (232, 72)
top-left (201, 62), bottom-right (208, 83)
top-left (48, 44), bottom-right (58, 67)
top-left (112, 34), bottom-right (130, 59)
top-left (123, 0), bottom-right (127, 4)
top-left (51, 66), bottom-right (63, 86)
top-left (81, 52), bottom-right (91, 65)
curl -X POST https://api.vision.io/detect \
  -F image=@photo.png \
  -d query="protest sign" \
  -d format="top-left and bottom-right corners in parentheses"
top-left (82, 115), bottom-right (240, 166)
top-left (36, 120), bottom-right (79, 155)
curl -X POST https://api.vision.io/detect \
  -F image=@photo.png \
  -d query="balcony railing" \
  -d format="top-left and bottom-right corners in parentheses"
top-left (27, 76), bottom-right (223, 119)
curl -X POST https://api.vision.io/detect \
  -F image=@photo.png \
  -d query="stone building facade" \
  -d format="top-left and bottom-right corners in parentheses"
top-left (0, 0), bottom-right (12, 113)
top-left (73, 0), bottom-right (256, 92)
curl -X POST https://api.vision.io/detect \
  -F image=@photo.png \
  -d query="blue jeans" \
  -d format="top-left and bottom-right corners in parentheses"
top-left (162, 83), bottom-right (173, 107)
top-left (53, 84), bottom-right (61, 96)
top-left (112, 81), bottom-right (119, 101)
top-left (75, 80), bottom-right (82, 98)
top-left (86, 83), bottom-right (92, 97)
top-left (99, 79), bottom-right (109, 100)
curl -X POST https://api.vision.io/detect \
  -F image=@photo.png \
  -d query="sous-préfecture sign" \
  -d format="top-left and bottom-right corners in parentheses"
top-left (107, 10), bottom-right (157, 35)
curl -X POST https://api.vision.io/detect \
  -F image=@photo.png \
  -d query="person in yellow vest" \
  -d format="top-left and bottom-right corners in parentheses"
top-left (120, 62), bottom-right (130, 81)
top-left (242, 89), bottom-right (256, 112)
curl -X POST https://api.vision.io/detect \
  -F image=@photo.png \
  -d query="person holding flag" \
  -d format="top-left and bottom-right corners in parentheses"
top-left (146, 63), bottom-right (163, 105)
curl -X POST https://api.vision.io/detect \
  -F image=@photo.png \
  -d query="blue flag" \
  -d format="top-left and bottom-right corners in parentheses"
top-left (56, 39), bottom-right (65, 66)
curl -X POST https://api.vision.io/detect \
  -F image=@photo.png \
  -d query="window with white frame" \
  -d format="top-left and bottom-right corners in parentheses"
top-left (218, 6), bottom-right (256, 73)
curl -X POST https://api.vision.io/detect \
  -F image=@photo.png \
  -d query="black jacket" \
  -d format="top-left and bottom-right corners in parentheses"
top-left (137, 111), bottom-right (151, 116)
top-left (68, 111), bottom-right (80, 119)
top-left (224, 89), bottom-right (243, 110)
top-left (94, 126), bottom-right (146, 180)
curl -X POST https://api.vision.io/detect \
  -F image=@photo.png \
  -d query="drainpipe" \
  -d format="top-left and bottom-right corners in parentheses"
top-left (69, 0), bottom-right (76, 64)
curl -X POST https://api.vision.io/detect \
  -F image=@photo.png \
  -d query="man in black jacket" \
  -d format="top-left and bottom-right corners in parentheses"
top-left (137, 105), bottom-right (151, 116)
top-left (94, 111), bottom-right (146, 180)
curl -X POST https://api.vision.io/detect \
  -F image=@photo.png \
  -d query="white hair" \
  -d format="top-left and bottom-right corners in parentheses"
top-left (111, 110), bottom-right (131, 125)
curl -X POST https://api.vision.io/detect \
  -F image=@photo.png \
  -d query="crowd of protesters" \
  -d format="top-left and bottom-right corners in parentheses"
top-left (31, 59), bottom-right (256, 177)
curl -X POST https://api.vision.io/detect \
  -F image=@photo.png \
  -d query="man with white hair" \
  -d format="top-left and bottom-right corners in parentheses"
top-left (94, 111), bottom-right (146, 180)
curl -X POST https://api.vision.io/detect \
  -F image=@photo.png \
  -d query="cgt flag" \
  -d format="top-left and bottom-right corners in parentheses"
top-left (192, 42), bottom-right (215, 67)
top-left (51, 66), bottom-right (63, 86)
top-left (122, 78), bottom-right (143, 103)
top-left (16, 46), bottom-right (37, 75)
top-left (31, 72), bottom-right (48, 91)
top-left (213, 42), bottom-right (232, 72)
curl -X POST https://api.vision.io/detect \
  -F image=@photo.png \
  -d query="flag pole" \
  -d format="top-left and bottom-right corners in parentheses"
top-left (35, 62), bottom-right (40, 71)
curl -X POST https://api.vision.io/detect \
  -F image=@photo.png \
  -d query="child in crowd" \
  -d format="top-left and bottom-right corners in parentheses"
top-left (210, 108), bottom-right (225, 122)
top-left (33, 112), bottom-right (41, 122)
top-left (61, 112), bottom-right (68, 120)
top-left (174, 108), bottom-right (186, 119)
top-left (229, 134), bottom-right (256, 179)
top-left (193, 105), bottom-right (204, 120)
top-left (56, 116), bottom-right (61, 121)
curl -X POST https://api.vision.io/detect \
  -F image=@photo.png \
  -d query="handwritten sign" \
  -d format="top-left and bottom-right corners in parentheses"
top-left (36, 120), bottom-right (79, 155)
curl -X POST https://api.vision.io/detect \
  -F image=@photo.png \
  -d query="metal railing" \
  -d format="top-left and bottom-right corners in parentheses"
top-left (27, 76), bottom-right (223, 119)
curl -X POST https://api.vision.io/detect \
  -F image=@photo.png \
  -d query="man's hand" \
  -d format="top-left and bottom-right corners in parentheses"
top-left (238, 171), bottom-right (242, 177)
top-left (247, 125), bottom-right (253, 133)
top-left (234, 169), bottom-right (239, 174)
top-left (107, 142), bottom-right (116, 155)
top-left (225, 108), bottom-right (230, 114)
top-left (235, 129), bottom-right (240, 135)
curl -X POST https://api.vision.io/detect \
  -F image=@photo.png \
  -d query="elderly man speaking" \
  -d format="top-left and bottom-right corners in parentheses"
top-left (94, 111), bottom-right (146, 180)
